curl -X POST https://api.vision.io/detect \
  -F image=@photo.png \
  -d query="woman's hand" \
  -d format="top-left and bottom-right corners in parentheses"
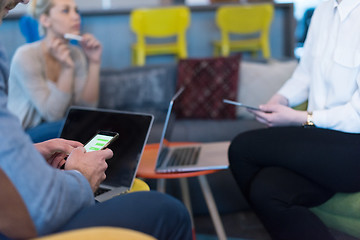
top-left (266, 93), bottom-right (289, 106)
top-left (250, 104), bottom-right (307, 127)
top-left (80, 34), bottom-right (102, 64)
top-left (48, 38), bottom-right (74, 68)
top-left (34, 138), bottom-right (83, 169)
top-left (247, 93), bottom-right (307, 127)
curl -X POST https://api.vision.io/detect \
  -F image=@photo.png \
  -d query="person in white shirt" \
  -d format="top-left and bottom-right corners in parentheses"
top-left (228, 0), bottom-right (360, 239)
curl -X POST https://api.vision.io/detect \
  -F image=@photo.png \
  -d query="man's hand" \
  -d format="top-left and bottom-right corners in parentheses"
top-left (34, 138), bottom-right (83, 168)
top-left (64, 148), bottom-right (113, 192)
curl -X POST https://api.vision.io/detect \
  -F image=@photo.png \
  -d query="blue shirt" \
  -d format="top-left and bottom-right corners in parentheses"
top-left (0, 45), bottom-right (94, 236)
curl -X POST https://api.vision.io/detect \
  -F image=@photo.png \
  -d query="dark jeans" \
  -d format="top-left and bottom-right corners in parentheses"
top-left (55, 191), bottom-right (192, 240)
top-left (228, 127), bottom-right (360, 240)
top-left (26, 120), bottom-right (65, 143)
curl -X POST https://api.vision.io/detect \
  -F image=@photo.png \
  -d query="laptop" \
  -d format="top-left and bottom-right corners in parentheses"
top-left (155, 87), bottom-right (230, 173)
top-left (59, 107), bottom-right (153, 202)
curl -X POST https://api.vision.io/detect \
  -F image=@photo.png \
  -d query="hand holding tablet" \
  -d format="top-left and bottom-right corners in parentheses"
top-left (223, 99), bottom-right (273, 114)
top-left (223, 99), bottom-right (264, 111)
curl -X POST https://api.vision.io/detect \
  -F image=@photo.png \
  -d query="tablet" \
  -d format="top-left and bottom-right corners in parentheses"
top-left (223, 99), bottom-right (262, 111)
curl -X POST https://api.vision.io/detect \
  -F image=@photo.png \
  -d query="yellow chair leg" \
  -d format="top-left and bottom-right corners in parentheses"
top-left (132, 49), bottom-right (146, 66)
top-left (262, 44), bottom-right (271, 59)
top-left (213, 45), bottom-right (220, 57)
top-left (131, 49), bottom-right (136, 66)
top-left (221, 45), bottom-right (229, 57)
top-left (251, 51), bottom-right (258, 58)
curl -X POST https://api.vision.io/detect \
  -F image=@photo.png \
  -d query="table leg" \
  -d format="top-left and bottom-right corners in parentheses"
top-left (198, 175), bottom-right (227, 240)
top-left (180, 178), bottom-right (197, 240)
top-left (157, 178), bottom-right (166, 193)
top-left (180, 178), bottom-right (194, 219)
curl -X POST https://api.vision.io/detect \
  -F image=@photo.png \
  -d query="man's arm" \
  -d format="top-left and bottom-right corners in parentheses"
top-left (0, 93), bottom-right (97, 236)
top-left (0, 42), bottom-right (9, 93)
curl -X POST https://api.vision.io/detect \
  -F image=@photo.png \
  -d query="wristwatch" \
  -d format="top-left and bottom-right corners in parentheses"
top-left (303, 111), bottom-right (315, 127)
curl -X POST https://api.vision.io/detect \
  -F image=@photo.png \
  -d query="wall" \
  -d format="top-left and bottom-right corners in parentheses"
top-left (0, 3), bottom-right (294, 70)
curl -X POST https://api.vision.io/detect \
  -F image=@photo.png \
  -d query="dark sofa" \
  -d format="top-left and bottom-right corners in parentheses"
top-left (97, 61), bottom-right (288, 214)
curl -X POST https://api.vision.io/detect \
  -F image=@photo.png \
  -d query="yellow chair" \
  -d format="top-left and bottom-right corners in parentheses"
top-left (213, 4), bottom-right (274, 59)
top-left (130, 6), bottom-right (190, 66)
top-left (130, 178), bottom-right (150, 192)
top-left (33, 227), bottom-right (156, 240)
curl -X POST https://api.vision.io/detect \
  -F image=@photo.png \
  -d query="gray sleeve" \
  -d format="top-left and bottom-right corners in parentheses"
top-left (9, 46), bottom-right (72, 122)
top-left (0, 92), bottom-right (94, 236)
top-left (0, 43), bottom-right (9, 94)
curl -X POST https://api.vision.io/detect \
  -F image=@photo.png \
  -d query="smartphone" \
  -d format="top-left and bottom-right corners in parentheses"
top-left (64, 33), bottom-right (83, 41)
top-left (84, 131), bottom-right (119, 152)
top-left (223, 99), bottom-right (263, 111)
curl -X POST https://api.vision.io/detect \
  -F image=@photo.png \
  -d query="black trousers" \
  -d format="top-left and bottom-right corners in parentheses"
top-left (228, 127), bottom-right (360, 240)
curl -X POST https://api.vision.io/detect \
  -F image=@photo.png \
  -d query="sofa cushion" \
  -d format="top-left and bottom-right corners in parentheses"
top-left (175, 55), bottom-right (241, 119)
top-left (99, 64), bottom-right (177, 122)
top-left (237, 59), bottom-right (298, 118)
top-left (311, 192), bottom-right (360, 239)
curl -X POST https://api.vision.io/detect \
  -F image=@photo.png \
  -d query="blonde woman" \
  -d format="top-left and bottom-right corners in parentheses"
top-left (7, 0), bottom-right (102, 142)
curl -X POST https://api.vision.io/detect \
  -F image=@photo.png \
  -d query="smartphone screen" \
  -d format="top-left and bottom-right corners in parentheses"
top-left (59, 131), bottom-right (119, 169)
top-left (84, 131), bottom-right (119, 152)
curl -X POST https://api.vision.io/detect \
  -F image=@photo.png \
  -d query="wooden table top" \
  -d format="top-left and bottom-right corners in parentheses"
top-left (137, 142), bottom-right (223, 179)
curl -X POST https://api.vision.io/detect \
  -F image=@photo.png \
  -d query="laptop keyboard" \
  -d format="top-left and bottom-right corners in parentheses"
top-left (166, 146), bottom-right (200, 167)
top-left (94, 187), bottom-right (110, 197)
top-left (157, 147), bottom-right (169, 168)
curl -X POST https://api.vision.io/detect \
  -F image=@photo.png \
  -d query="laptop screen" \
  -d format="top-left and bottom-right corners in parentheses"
top-left (60, 107), bottom-right (153, 188)
top-left (156, 87), bottom-right (184, 165)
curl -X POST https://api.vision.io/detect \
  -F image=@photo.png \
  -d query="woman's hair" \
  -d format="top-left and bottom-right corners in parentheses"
top-left (27, 0), bottom-right (54, 35)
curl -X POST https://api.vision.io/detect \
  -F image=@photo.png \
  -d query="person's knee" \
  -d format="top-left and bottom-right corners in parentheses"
top-left (133, 191), bottom-right (191, 225)
top-left (228, 135), bottom-right (244, 164)
top-left (228, 131), bottom-right (254, 166)
top-left (248, 167), bottom-right (289, 211)
top-left (138, 191), bottom-right (192, 239)
top-left (153, 192), bottom-right (191, 224)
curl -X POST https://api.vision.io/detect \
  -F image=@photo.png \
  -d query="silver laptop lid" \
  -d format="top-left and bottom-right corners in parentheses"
top-left (60, 107), bottom-right (154, 189)
top-left (155, 87), bottom-right (185, 165)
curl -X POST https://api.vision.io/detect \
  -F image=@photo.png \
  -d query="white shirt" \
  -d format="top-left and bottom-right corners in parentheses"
top-left (278, 0), bottom-right (360, 133)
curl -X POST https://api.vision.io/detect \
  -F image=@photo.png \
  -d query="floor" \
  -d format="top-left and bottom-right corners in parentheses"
top-left (194, 211), bottom-right (271, 240)
top-left (193, 211), bottom-right (360, 240)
